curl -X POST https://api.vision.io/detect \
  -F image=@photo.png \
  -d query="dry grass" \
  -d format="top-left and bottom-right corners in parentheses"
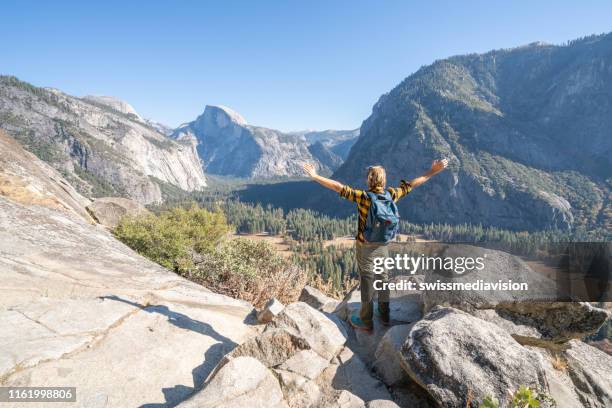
top-left (551, 353), bottom-right (568, 371)
top-left (193, 264), bottom-right (308, 309)
top-left (465, 386), bottom-right (473, 407)
top-left (249, 264), bottom-right (307, 308)
top-left (232, 233), bottom-right (294, 258)
top-left (191, 238), bottom-right (309, 308)
top-left (306, 273), bottom-right (358, 300)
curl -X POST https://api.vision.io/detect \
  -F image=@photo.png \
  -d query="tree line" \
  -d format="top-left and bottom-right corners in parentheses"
top-left (151, 198), bottom-right (607, 294)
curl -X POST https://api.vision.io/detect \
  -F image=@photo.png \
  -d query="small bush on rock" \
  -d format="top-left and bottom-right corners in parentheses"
top-left (479, 385), bottom-right (556, 408)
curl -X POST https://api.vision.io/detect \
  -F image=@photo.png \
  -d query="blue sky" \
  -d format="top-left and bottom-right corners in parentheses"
top-left (1, 1), bottom-right (611, 131)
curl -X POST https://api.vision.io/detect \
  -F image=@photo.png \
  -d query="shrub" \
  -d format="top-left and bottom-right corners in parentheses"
top-left (113, 205), bottom-right (306, 308)
top-left (113, 205), bottom-right (229, 273)
top-left (191, 238), bottom-right (307, 308)
top-left (478, 385), bottom-right (556, 408)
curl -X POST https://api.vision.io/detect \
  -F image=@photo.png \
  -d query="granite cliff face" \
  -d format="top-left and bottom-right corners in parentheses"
top-left (0, 130), bottom-right (255, 407)
top-left (0, 76), bottom-right (207, 204)
top-left (334, 34), bottom-right (612, 231)
top-left (173, 105), bottom-right (354, 178)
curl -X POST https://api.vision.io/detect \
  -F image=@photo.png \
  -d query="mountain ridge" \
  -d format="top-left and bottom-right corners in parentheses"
top-left (172, 104), bottom-right (356, 178)
top-left (333, 33), bottom-right (612, 231)
top-left (0, 75), bottom-right (207, 204)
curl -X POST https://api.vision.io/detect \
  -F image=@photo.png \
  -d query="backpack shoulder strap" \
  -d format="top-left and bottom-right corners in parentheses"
top-left (366, 191), bottom-right (377, 201)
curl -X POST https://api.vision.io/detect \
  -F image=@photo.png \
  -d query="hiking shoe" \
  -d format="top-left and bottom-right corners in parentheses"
top-left (350, 314), bottom-right (373, 333)
top-left (375, 305), bottom-right (391, 326)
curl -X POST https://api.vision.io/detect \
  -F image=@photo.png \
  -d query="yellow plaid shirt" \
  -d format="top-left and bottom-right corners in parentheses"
top-left (339, 180), bottom-right (412, 242)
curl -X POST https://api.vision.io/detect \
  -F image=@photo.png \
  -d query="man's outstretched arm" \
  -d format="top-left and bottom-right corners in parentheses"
top-left (408, 159), bottom-right (448, 188)
top-left (302, 163), bottom-right (343, 193)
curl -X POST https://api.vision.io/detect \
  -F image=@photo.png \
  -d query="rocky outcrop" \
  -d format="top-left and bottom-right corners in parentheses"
top-left (0, 145), bottom-right (254, 406)
top-left (333, 34), bottom-right (612, 230)
top-left (415, 244), bottom-right (609, 348)
top-left (307, 242), bottom-right (611, 407)
top-left (266, 302), bottom-right (348, 360)
top-left (187, 300), bottom-right (404, 407)
top-left (3, 100), bottom-right (609, 406)
top-left (400, 306), bottom-right (548, 407)
top-left (86, 196), bottom-right (149, 228)
top-left (172, 105), bottom-right (349, 178)
top-left (0, 76), bottom-right (206, 204)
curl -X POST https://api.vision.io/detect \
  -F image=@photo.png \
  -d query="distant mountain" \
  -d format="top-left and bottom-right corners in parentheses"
top-left (307, 141), bottom-right (343, 171)
top-left (82, 95), bottom-right (144, 121)
top-left (172, 105), bottom-right (349, 178)
top-left (333, 34), bottom-right (612, 231)
top-left (0, 76), bottom-right (206, 204)
top-left (291, 129), bottom-right (359, 160)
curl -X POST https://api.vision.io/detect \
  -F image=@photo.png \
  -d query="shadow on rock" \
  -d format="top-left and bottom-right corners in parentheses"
top-left (101, 295), bottom-right (238, 408)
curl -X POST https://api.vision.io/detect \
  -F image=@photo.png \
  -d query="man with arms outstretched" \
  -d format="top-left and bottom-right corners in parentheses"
top-left (302, 159), bottom-right (448, 332)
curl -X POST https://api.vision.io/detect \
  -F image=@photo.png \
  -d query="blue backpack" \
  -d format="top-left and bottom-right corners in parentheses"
top-left (364, 191), bottom-right (400, 243)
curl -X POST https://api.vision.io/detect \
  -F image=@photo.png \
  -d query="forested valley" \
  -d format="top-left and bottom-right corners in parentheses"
top-left (149, 195), bottom-right (605, 295)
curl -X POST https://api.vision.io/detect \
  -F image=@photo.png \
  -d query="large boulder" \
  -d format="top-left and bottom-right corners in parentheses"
top-left (177, 356), bottom-right (287, 408)
top-left (421, 244), bottom-right (559, 313)
top-left (495, 301), bottom-right (609, 344)
top-left (86, 196), bottom-right (149, 228)
top-left (564, 340), bottom-right (612, 407)
top-left (267, 302), bottom-right (347, 360)
top-left (400, 306), bottom-right (547, 407)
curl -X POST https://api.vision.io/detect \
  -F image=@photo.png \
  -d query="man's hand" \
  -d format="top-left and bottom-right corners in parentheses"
top-left (431, 159), bottom-right (448, 174)
top-left (302, 163), bottom-right (318, 178)
top-left (302, 162), bottom-right (343, 193)
top-left (409, 158), bottom-right (449, 188)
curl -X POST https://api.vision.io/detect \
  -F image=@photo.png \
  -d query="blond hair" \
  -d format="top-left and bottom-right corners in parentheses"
top-left (367, 166), bottom-right (386, 190)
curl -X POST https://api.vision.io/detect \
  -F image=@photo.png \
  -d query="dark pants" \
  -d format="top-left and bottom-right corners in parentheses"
top-left (356, 241), bottom-right (390, 327)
